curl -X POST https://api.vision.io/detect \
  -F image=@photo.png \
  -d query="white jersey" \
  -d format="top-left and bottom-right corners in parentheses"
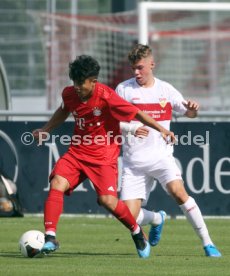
top-left (116, 77), bottom-right (187, 167)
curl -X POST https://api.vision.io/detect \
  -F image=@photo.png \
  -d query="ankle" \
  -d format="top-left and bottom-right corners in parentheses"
top-left (45, 231), bottom-right (56, 237)
top-left (131, 225), bottom-right (140, 235)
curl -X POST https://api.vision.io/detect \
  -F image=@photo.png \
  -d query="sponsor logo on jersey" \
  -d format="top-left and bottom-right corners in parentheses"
top-left (133, 103), bottom-right (172, 121)
top-left (131, 97), bottom-right (141, 101)
top-left (76, 118), bottom-right (85, 130)
top-left (159, 98), bottom-right (167, 108)
top-left (93, 107), bottom-right (102, 116)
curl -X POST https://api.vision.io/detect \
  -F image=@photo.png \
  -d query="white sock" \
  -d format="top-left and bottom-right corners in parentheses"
top-left (131, 225), bottom-right (140, 235)
top-left (45, 231), bottom-right (56, 237)
top-left (179, 196), bottom-right (213, 246)
top-left (137, 208), bottom-right (162, 226)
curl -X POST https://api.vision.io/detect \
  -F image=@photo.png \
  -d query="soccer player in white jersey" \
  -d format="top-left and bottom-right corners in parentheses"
top-left (116, 44), bottom-right (221, 257)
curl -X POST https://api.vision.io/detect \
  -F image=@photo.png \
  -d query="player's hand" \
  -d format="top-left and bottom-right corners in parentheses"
top-left (32, 129), bottom-right (43, 139)
top-left (32, 129), bottom-right (49, 145)
top-left (161, 130), bottom-right (176, 144)
top-left (183, 100), bottom-right (199, 118)
top-left (134, 126), bottom-right (149, 138)
top-left (183, 100), bottom-right (199, 111)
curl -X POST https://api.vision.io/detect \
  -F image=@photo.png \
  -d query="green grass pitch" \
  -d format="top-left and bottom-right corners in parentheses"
top-left (0, 216), bottom-right (229, 275)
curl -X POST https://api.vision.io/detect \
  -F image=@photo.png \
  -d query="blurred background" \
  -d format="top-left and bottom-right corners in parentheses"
top-left (0, 0), bottom-right (230, 116)
top-left (0, 0), bottom-right (230, 215)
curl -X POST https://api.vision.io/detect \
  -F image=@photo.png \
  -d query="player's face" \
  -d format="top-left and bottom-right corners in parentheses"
top-left (74, 78), bottom-right (97, 101)
top-left (131, 56), bottom-right (155, 87)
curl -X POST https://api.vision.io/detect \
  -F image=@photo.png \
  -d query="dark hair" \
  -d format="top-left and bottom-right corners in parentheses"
top-left (69, 55), bottom-right (100, 83)
top-left (128, 44), bottom-right (153, 64)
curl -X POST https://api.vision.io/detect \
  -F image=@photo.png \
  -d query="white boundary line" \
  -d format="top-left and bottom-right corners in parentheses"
top-left (23, 213), bottom-right (230, 219)
top-left (171, 215), bottom-right (230, 220)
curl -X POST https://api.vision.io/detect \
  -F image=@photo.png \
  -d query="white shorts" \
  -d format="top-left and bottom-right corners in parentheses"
top-left (120, 155), bottom-right (182, 206)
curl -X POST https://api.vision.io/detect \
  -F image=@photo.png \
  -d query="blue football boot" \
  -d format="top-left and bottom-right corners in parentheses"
top-left (41, 235), bottom-right (59, 254)
top-left (204, 244), bottom-right (222, 257)
top-left (132, 227), bottom-right (151, 258)
top-left (149, 210), bottom-right (166, 246)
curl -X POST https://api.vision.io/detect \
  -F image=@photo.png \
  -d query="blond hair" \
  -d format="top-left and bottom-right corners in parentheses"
top-left (128, 44), bottom-right (153, 64)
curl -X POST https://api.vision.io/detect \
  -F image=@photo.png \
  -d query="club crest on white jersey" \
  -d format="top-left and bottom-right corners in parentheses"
top-left (159, 97), bottom-right (167, 108)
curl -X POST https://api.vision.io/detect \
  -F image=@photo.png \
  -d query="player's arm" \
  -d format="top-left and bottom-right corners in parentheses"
top-left (40, 105), bottom-right (70, 133)
top-left (183, 100), bottom-right (199, 118)
top-left (135, 110), bottom-right (175, 143)
top-left (33, 106), bottom-right (70, 139)
top-left (109, 90), bottom-right (174, 141)
top-left (120, 122), bottom-right (149, 137)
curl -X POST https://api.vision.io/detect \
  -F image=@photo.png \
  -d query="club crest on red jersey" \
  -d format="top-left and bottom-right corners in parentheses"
top-left (159, 98), bottom-right (167, 108)
top-left (93, 107), bottom-right (102, 116)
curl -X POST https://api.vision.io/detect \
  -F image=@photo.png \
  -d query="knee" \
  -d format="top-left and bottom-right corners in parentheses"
top-left (167, 180), bottom-right (189, 204)
top-left (98, 195), bottom-right (117, 211)
top-left (50, 175), bottom-right (69, 192)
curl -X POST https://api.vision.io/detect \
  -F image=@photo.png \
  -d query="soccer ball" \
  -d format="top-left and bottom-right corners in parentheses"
top-left (19, 230), bottom-right (45, 258)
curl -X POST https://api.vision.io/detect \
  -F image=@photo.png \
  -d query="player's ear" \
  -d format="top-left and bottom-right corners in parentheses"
top-left (151, 59), bottom-right (155, 69)
top-left (150, 57), bottom-right (155, 69)
top-left (92, 78), bottom-right (97, 84)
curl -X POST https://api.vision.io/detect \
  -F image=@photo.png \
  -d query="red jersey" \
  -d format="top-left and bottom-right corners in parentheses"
top-left (62, 82), bottom-right (139, 165)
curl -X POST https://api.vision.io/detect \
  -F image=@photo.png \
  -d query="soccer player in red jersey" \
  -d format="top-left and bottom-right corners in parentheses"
top-left (116, 44), bottom-right (221, 257)
top-left (33, 55), bottom-right (175, 258)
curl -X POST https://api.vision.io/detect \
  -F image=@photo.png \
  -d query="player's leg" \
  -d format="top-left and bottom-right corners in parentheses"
top-left (123, 198), bottom-right (163, 229)
top-left (136, 208), bottom-right (164, 226)
top-left (86, 163), bottom-right (150, 258)
top-left (120, 167), bottom-right (161, 224)
top-left (98, 195), bottom-right (140, 233)
top-left (121, 168), bottom-right (166, 247)
top-left (167, 180), bottom-right (221, 257)
top-left (42, 152), bottom-right (85, 254)
top-left (123, 198), bottom-right (142, 220)
top-left (124, 198), bottom-right (166, 248)
top-left (158, 155), bottom-right (221, 257)
top-left (123, 198), bottom-right (166, 247)
top-left (120, 165), bottom-right (167, 249)
top-left (42, 175), bottom-right (68, 253)
top-left (98, 195), bottom-right (150, 258)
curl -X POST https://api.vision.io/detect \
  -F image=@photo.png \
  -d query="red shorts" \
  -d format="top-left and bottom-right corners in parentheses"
top-left (49, 151), bottom-right (118, 196)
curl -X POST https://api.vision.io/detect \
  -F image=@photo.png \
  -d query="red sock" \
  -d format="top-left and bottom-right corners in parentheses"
top-left (44, 189), bottom-right (64, 233)
top-left (112, 200), bottom-right (139, 232)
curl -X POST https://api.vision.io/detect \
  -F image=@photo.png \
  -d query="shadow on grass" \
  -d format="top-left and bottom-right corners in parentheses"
top-left (54, 251), bottom-right (134, 258)
top-left (0, 252), bottom-right (23, 258)
top-left (0, 251), bottom-right (134, 258)
top-left (0, 251), bottom-right (207, 259)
